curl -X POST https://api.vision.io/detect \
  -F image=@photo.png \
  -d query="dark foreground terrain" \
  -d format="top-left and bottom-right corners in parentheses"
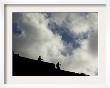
top-left (13, 53), bottom-right (89, 76)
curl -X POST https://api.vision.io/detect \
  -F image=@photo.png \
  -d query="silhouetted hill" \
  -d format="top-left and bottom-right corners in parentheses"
top-left (13, 53), bottom-right (89, 76)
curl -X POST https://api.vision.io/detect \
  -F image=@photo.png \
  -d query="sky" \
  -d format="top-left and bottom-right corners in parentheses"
top-left (13, 12), bottom-right (98, 76)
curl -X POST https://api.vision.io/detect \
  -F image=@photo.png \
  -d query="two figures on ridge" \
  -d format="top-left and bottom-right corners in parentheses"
top-left (38, 56), bottom-right (61, 70)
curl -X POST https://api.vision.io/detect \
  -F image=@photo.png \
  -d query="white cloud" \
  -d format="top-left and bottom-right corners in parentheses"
top-left (49, 13), bottom-right (98, 34)
top-left (13, 13), bottom-right (64, 62)
top-left (13, 12), bottom-right (98, 76)
top-left (62, 40), bottom-right (98, 75)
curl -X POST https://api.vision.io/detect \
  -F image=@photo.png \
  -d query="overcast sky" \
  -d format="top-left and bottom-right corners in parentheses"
top-left (13, 12), bottom-right (98, 76)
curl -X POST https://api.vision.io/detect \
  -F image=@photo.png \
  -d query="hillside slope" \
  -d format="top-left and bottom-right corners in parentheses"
top-left (13, 54), bottom-right (89, 76)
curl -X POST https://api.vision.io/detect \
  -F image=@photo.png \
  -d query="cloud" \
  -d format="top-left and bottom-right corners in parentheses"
top-left (13, 13), bottom-right (64, 62)
top-left (88, 30), bottom-right (98, 56)
top-left (62, 40), bottom-right (98, 75)
top-left (48, 13), bottom-right (97, 34)
top-left (13, 12), bottom-right (98, 76)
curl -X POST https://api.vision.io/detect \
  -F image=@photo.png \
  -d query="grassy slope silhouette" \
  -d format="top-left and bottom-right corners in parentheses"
top-left (13, 53), bottom-right (89, 76)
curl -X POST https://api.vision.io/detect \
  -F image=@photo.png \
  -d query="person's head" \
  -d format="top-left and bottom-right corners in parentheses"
top-left (39, 56), bottom-right (41, 58)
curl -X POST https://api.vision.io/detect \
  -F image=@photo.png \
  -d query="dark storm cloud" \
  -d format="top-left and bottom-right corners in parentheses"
top-left (88, 31), bottom-right (98, 56)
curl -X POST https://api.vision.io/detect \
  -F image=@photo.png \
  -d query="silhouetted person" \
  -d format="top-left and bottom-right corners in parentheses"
top-left (38, 56), bottom-right (43, 61)
top-left (56, 62), bottom-right (61, 70)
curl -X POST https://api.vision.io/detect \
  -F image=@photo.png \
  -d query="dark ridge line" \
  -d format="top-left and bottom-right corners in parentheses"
top-left (13, 53), bottom-right (89, 76)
